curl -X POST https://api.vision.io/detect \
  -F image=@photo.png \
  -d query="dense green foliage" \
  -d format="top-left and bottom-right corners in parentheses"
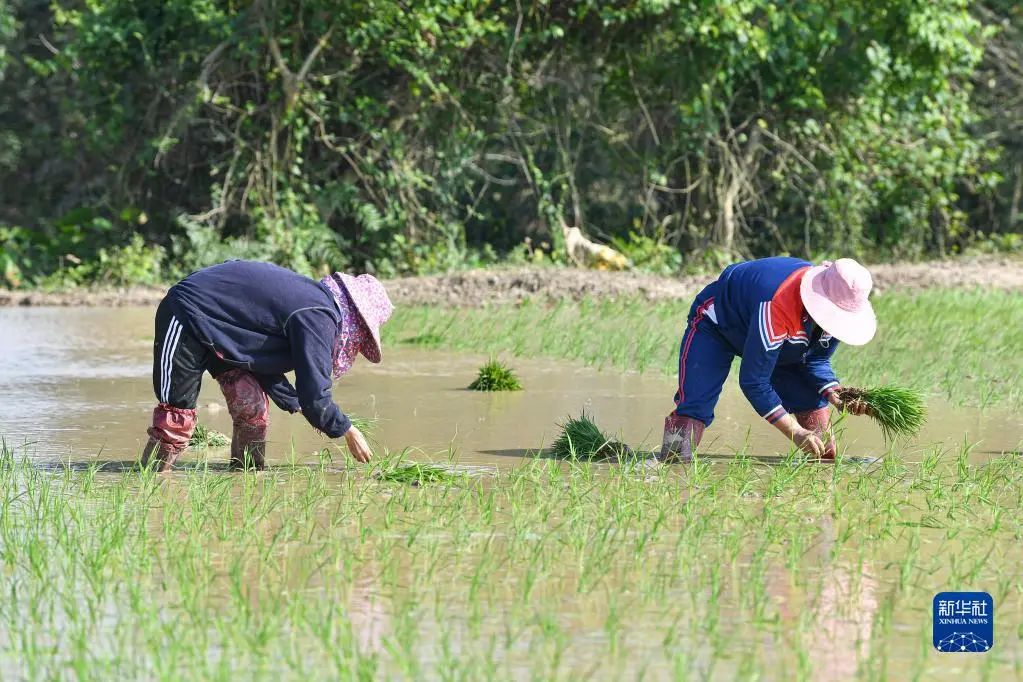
top-left (1, 0), bottom-right (1020, 286)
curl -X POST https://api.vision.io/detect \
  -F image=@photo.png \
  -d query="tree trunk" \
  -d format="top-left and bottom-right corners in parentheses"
top-left (1010, 162), bottom-right (1022, 229)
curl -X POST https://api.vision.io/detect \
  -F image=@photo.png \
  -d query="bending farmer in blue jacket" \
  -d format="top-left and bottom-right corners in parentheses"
top-left (142, 260), bottom-right (394, 471)
top-left (660, 257), bottom-right (876, 462)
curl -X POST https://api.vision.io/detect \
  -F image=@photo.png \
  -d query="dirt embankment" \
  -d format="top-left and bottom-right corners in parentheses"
top-left (0, 286), bottom-right (169, 308)
top-left (1, 255), bottom-right (1020, 308)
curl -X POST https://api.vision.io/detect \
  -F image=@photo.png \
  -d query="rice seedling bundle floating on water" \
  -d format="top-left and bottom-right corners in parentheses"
top-left (837, 386), bottom-right (927, 440)
top-left (468, 358), bottom-right (523, 391)
top-left (375, 462), bottom-right (466, 486)
top-left (189, 424), bottom-right (230, 448)
top-left (550, 412), bottom-right (633, 460)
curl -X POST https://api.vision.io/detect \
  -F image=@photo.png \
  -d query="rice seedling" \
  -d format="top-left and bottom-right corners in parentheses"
top-left (468, 357), bottom-right (522, 391)
top-left (549, 412), bottom-right (632, 460)
top-left (188, 423), bottom-right (230, 447)
top-left (349, 413), bottom-right (378, 436)
top-left (311, 416), bottom-right (380, 465)
top-left (375, 461), bottom-right (467, 486)
top-left (837, 386), bottom-right (927, 440)
top-left (1, 414), bottom-right (1020, 679)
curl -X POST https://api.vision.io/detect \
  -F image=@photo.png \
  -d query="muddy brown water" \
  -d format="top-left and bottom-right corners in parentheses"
top-left (2, 308), bottom-right (1022, 681)
top-left (1, 308), bottom-right (1019, 466)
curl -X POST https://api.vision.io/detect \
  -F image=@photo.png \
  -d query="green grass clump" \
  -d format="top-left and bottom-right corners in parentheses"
top-left (188, 424), bottom-right (230, 448)
top-left (838, 386), bottom-right (927, 440)
top-left (468, 358), bottom-right (523, 391)
top-left (375, 461), bottom-right (466, 486)
top-left (550, 412), bottom-right (632, 460)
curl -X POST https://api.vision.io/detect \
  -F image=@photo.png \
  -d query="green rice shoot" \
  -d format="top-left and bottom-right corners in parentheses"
top-left (838, 386), bottom-right (927, 440)
top-left (550, 411), bottom-right (632, 460)
top-left (468, 357), bottom-right (523, 391)
top-left (188, 424), bottom-right (230, 448)
top-left (349, 414), bottom-right (378, 436)
top-left (375, 461), bottom-right (467, 486)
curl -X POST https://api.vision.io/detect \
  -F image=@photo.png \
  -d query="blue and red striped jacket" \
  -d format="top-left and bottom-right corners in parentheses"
top-left (693, 257), bottom-right (840, 421)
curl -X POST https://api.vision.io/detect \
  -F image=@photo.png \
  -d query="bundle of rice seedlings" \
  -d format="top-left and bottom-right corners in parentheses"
top-left (349, 414), bottom-right (378, 436)
top-left (189, 424), bottom-right (230, 448)
top-left (375, 462), bottom-right (466, 486)
top-left (550, 412), bottom-right (632, 460)
top-left (837, 386), bottom-right (927, 440)
top-left (468, 358), bottom-right (522, 391)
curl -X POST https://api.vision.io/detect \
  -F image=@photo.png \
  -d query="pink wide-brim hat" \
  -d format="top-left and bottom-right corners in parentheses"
top-left (800, 258), bottom-right (877, 346)
top-left (336, 273), bottom-right (394, 363)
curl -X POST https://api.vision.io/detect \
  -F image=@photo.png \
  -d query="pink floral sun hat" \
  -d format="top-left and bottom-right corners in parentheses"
top-left (320, 272), bottom-right (394, 370)
top-left (799, 258), bottom-right (877, 346)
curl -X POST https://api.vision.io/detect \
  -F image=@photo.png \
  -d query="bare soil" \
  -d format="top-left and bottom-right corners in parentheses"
top-left (0, 286), bottom-right (168, 308)
top-left (1, 255), bottom-right (1020, 308)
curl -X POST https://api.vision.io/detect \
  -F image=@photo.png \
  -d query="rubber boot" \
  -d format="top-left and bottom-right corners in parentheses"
top-left (142, 404), bottom-right (197, 472)
top-left (795, 407), bottom-right (837, 461)
top-left (217, 369), bottom-right (270, 470)
top-left (658, 413), bottom-right (706, 463)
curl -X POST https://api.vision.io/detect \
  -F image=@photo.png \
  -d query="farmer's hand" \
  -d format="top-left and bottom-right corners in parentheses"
top-left (792, 428), bottom-right (827, 458)
top-left (827, 387), bottom-right (869, 416)
top-left (844, 401), bottom-right (869, 416)
top-left (344, 426), bottom-right (373, 463)
top-left (772, 413), bottom-right (826, 458)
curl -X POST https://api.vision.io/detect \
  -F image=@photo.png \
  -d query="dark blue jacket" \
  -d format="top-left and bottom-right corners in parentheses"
top-left (167, 261), bottom-right (351, 437)
top-left (694, 257), bottom-right (840, 419)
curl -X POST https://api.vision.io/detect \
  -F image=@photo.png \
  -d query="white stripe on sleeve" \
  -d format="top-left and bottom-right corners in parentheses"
top-left (818, 381), bottom-right (840, 395)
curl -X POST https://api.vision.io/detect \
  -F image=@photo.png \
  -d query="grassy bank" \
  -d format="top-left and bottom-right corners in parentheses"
top-left (384, 290), bottom-right (1023, 410)
top-left (1, 441), bottom-right (1020, 679)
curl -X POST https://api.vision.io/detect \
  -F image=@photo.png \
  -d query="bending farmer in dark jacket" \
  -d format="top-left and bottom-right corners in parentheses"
top-left (142, 260), bottom-right (394, 471)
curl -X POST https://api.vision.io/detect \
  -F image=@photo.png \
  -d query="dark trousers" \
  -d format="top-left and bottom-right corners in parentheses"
top-left (153, 297), bottom-right (233, 408)
top-left (146, 297), bottom-right (270, 469)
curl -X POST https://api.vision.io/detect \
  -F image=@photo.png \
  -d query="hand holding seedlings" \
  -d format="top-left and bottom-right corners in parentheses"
top-left (827, 389), bottom-right (870, 416)
top-left (835, 386), bottom-right (927, 440)
top-left (793, 429), bottom-right (827, 458)
top-left (774, 413), bottom-right (828, 458)
top-left (344, 426), bottom-right (374, 463)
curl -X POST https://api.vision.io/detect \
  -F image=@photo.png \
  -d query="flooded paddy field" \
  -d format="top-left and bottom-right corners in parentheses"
top-left (3, 307), bottom-right (1020, 466)
top-left (1, 307), bottom-right (1022, 679)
